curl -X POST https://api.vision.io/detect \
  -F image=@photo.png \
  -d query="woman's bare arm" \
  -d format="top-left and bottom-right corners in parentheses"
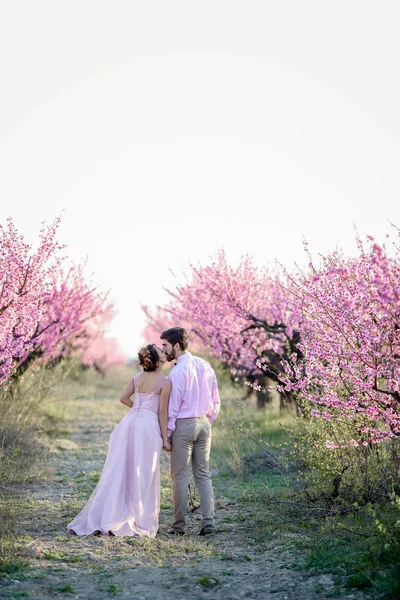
top-left (119, 378), bottom-right (135, 408)
top-left (159, 378), bottom-right (172, 450)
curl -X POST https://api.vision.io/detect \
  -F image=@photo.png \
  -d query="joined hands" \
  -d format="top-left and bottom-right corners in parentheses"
top-left (163, 438), bottom-right (172, 452)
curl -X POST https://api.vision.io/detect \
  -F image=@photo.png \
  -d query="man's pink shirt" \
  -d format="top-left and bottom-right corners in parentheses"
top-left (167, 352), bottom-right (221, 437)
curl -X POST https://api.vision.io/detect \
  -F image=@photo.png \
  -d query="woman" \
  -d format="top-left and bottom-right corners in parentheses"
top-left (67, 344), bottom-right (171, 537)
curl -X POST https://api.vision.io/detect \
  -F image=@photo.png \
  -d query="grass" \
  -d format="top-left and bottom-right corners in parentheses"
top-left (301, 510), bottom-right (400, 598)
top-left (106, 584), bottom-right (123, 594)
top-left (195, 575), bottom-right (219, 588)
top-left (212, 390), bottom-right (295, 468)
top-left (43, 550), bottom-right (64, 561)
top-left (56, 582), bottom-right (76, 593)
top-left (0, 559), bottom-right (27, 579)
top-left (2, 362), bottom-right (399, 599)
top-left (225, 481), bottom-right (400, 599)
top-left (0, 360), bottom-right (81, 483)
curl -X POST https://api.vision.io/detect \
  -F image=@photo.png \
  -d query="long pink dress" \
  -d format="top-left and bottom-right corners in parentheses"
top-left (67, 372), bottom-right (164, 537)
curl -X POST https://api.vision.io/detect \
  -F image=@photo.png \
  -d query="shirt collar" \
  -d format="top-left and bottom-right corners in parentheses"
top-left (176, 352), bottom-right (191, 364)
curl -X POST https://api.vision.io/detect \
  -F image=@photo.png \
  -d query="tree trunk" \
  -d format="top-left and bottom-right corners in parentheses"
top-left (256, 374), bottom-right (271, 410)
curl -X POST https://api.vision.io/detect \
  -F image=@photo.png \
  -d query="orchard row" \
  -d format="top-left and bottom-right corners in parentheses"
top-left (143, 231), bottom-right (400, 447)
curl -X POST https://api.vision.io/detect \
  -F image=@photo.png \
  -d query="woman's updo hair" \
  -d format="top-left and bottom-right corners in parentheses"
top-left (138, 344), bottom-right (159, 372)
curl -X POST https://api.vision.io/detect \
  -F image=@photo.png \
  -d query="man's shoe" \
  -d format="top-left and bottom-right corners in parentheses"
top-left (167, 527), bottom-right (185, 536)
top-left (197, 525), bottom-right (214, 536)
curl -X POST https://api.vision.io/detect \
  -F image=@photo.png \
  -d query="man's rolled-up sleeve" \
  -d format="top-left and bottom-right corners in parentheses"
top-left (207, 376), bottom-right (221, 424)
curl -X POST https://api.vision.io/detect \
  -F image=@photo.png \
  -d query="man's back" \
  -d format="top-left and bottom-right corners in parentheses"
top-left (167, 352), bottom-right (220, 435)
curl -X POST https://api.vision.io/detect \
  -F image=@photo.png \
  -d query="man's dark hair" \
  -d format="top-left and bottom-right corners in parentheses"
top-left (160, 327), bottom-right (188, 351)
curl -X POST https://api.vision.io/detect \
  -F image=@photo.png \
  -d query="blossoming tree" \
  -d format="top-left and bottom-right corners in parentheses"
top-left (0, 217), bottom-right (115, 384)
top-left (143, 250), bottom-right (302, 408)
top-left (277, 235), bottom-right (400, 446)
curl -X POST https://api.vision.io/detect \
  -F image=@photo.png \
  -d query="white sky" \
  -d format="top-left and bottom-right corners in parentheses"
top-left (1, 1), bottom-right (400, 357)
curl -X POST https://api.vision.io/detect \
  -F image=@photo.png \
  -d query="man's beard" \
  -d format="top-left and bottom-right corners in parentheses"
top-left (166, 349), bottom-right (176, 361)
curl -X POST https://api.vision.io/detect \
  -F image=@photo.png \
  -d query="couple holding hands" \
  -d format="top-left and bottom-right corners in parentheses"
top-left (67, 327), bottom-right (221, 538)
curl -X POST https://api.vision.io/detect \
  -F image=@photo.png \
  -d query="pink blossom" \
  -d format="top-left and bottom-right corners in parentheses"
top-left (325, 441), bottom-right (339, 450)
top-left (278, 231), bottom-right (400, 443)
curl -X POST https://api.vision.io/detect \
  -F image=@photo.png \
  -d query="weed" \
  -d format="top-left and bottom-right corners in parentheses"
top-left (90, 471), bottom-right (100, 484)
top-left (106, 583), bottom-right (123, 594)
top-left (0, 559), bottom-right (27, 578)
top-left (56, 582), bottom-right (76, 593)
top-left (65, 555), bottom-right (84, 563)
top-left (43, 550), bottom-right (64, 560)
top-left (345, 573), bottom-right (371, 591)
top-left (219, 553), bottom-right (234, 561)
top-left (195, 575), bottom-right (219, 588)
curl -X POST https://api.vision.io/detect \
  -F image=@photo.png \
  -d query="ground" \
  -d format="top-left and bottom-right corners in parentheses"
top-left (0, 368), bottom-right (370, 600)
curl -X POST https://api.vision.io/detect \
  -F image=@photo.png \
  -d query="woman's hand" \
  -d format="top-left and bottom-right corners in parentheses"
top-left (163, 438), bottom-right (172, 452)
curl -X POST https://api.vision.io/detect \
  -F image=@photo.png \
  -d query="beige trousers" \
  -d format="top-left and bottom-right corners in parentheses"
top-left (170, 416), bottom-right (215, 532)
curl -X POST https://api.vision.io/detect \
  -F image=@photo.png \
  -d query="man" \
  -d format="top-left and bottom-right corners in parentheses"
top-left (160, 327), bottom-right (221, 536)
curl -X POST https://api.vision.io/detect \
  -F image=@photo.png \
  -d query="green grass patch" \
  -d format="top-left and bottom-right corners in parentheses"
top-left (43, 550), bottom-right (64, 560)
top-left (211, 398), bottom-right (296, 475)
top-left (303, 510), bottom-right (400, 598)
top-left (106, 584), bottom-right (123, 594)
top-left (0, 559), bottom-right (27, 579)
top-left (195, 575), bottom-right (219, 588)
top-left (56, 582), bottom-right (76, 594)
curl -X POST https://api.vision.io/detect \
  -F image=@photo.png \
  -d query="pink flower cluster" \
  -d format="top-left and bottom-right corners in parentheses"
top-left (278, 234), bottom-right (400, 443)
top-left (0, 217), bottom-right (115, 383)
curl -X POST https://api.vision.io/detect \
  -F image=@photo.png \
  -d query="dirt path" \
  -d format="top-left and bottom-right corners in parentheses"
top-left (1, 386), bottom-right (369, 600)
